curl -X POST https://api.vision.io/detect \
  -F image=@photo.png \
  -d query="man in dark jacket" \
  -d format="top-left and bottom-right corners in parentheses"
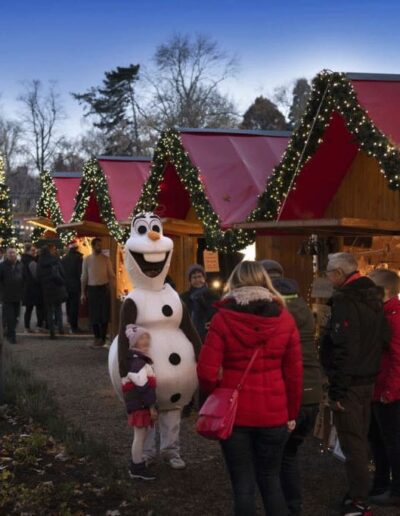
top-left (37, 244), bottom-right (67, 339)
top-left (21, 243), bottom-right (44, 332)
top-left (0, 248), bottom-right (24, 343)
top-left (61, 241), bottom-right (83, 334)
top-left (181, 264), bottom-right (217, 343)
top-left (321, 252), bottom-right (388, 516)
top-left (261, 259), bottom-right (323, 515)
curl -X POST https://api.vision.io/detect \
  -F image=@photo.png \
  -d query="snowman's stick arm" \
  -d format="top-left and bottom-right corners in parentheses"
top-left (180, 301), bottom-right (202, 359)
top-left (118, 298), bottom-right (138, 377)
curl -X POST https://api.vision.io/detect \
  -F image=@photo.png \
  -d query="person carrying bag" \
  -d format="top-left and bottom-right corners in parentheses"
top-left (197, 347), bottom-right (260, 440)
top-left (197, 261), bottom-right (303, 516)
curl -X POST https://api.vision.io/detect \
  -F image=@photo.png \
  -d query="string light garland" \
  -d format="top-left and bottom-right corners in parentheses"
top-left (33, 168), bottom-right (69, 243)
top-left (135, 130), bottom-right (256, 252)
top-left (136, 71), bottom-right (400, 253)
top-left (0, 155), bottom-right (18, 248)
top-left (255, 70), bottom-right (400, 221)
top-left (70, 159), bottom-right (128, 244)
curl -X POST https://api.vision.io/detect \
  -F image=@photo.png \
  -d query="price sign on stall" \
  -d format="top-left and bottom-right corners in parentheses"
top-left (203, 250), bottom-right (220, 272)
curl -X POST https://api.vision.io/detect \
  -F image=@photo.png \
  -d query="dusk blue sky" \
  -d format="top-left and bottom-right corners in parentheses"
top-left (1, 0), bottom-right (400, 136)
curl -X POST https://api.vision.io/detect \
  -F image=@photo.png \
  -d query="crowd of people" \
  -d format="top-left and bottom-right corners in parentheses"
top-left (124, 254), bottom-right (400, 516)
top-left (2, 239), bottom-right (400, 516)
top-left (0, 237), bottom-right (114, 345)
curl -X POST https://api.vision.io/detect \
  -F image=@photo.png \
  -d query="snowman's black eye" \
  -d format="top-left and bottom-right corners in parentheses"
top-left (152, 224), bottom-right (161, 233)
top-left (138, 225), bottom-right (147, 235)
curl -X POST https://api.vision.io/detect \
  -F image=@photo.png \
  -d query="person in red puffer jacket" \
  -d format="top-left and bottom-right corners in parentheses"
top-left (197, 261), bottom-right (303, 516)
top-left (368, 269), bottom-right (400, 508)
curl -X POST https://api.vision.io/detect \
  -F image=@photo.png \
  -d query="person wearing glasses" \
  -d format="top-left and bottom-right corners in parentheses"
top-left (321, 252), bottom-right (388, 516)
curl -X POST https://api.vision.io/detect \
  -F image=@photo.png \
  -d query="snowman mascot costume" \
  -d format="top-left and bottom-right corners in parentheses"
top-left (109, 213), bottom-right (201, 469)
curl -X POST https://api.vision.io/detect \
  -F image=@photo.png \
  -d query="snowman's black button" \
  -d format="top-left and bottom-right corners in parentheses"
top-left (169, 353), bottom-right (181, 365)
top-left (170, 393), bottom-right (181, 403)
top-left (162, 305), bottom-right (173, 317)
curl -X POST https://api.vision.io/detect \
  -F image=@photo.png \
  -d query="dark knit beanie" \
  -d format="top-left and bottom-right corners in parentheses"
top-left (188, 264), bottom-right (206, 279)
top-left (259, 259), bottom-right (284, 277)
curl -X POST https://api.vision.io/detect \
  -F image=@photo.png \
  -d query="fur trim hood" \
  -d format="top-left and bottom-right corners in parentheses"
top-left (224, 286), bottom-right (275, 305)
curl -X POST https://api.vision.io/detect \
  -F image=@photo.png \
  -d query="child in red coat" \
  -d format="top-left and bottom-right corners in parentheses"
top-left (369, 269), bottom-right (400, 507)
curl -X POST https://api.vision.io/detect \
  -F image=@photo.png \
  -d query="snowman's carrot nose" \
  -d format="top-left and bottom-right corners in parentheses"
top-left (148, 230), bottom-right (161, 241)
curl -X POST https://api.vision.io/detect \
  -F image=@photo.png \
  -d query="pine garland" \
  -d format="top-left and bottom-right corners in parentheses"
top-left (0, 156), bottom-right (18, 248)
top-left (256, 70), bottom-right (400, 221)
top-left (135, 130), bottom-right (256, 252)
top-left (33, 169), bottom-right (69, 243)
top-left (137, 71), bottom-right (400, 252)
top-left (70, 159), bottom-right (128, 244)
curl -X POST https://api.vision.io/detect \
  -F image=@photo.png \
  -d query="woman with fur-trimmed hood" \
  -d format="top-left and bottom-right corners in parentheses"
top-left (197, 260), bottom-right (303, 516)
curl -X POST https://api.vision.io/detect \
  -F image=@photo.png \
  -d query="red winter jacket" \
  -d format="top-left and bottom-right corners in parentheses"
top-left (373, 296), bottom-right (400, 402)
top-left (197, 291), bottom-right (303, 427)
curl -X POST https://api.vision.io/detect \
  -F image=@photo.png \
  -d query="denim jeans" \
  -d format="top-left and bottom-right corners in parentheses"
top-left (220, 425), bottom-right (289, 516)
top-left (281, 404), bottom-right (319, 515)
top-left (370, 401), bottom-right (400, 496)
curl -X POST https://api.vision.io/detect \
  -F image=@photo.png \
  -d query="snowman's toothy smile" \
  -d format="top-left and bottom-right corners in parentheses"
top-left (143, 252), bottom-right (166, 263)
top-left (130, 251), bottom-right (170, 277)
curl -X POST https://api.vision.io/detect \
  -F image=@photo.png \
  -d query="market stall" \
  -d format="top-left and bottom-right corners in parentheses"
top-left (235, 71), bottom-right (400, 306)
top-left (28, 171), bottom-right (82, 240)
top-left (58, 156), bottom-right (151, 335)
top-left (135, 127), bottom-right (290, 292)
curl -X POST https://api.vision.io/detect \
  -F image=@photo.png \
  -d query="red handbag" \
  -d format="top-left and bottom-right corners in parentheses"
top-left (196, 347), bottom-right (260, 440)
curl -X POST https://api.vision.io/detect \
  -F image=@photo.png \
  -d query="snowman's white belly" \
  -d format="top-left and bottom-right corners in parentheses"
top-left (150, 328), bottom-right (198, 410)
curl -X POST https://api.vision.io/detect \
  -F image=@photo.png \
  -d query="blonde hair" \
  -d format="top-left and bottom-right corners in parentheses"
top-left (226, 260), bottom-right (285, 306)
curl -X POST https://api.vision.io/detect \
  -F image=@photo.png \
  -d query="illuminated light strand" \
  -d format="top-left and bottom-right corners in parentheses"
top-left (70, 159), bottom-right (128, 245)
top-left (0, 155), bottom-right (18, 248)
top-left (134, 130), bottom-right (256, 253)
top-left (33, 168), bottom-right (73, 244)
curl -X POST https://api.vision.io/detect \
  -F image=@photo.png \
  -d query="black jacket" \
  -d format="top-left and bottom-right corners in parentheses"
top-left (273, 277), bottom-right (323, 405)
top-left (321, 274), bottom-right (389, 401)
top-left (61, 248), bottom-right (83, 293)
top-left (0, 260), bottom-right (24, 303)
top-left (37, 253), bottom-right (67, 305)
top-left (181, 285), bottom-right (218, 342)
top-left (21, 253), bottom-right (40, 306)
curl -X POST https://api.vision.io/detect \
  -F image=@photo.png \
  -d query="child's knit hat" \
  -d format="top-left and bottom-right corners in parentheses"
top-left (125, 324), bottom-right (150, 348)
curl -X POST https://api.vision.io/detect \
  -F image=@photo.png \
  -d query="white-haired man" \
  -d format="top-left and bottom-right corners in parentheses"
top-left (321, 252), bottom-right (389, 516)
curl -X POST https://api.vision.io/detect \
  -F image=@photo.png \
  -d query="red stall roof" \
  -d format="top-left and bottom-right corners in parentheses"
top-left (97, 156), bottom-right (151, 222)
top-left (279, 72), bottom-right (400, 221)
top-left (52, 172), bottom-right (81, 223)
top-left (156, 129), bottom-right (290, 228)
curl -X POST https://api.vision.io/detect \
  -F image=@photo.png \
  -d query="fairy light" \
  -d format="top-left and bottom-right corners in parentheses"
top-left (135, 129), bottom-right (256, 253)
top-left (70, 159), bottom-right (128, 245)
top-left (0, 156), bottom-right (18, 248)
top-left (33, 168), bottom-right (74, 244)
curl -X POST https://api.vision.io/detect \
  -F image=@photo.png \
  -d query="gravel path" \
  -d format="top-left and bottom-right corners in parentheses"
top-left (7, 335), bottom-right (397, 515)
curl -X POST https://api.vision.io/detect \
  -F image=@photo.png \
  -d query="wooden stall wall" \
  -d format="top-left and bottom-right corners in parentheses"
top-left (167, 234), bottom-right (197, 294)
top-left (256, 235), bottom-right (314, 299)
top-left (325, 150), bottom-right (400, 221)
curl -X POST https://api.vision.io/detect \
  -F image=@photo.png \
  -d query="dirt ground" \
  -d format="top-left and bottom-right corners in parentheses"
top-left (6, 335), bottom-right (397, 516)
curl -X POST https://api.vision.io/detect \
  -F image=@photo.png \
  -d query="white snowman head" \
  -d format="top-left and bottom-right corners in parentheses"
top-left (125, 212), bottom-right (173, 291)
